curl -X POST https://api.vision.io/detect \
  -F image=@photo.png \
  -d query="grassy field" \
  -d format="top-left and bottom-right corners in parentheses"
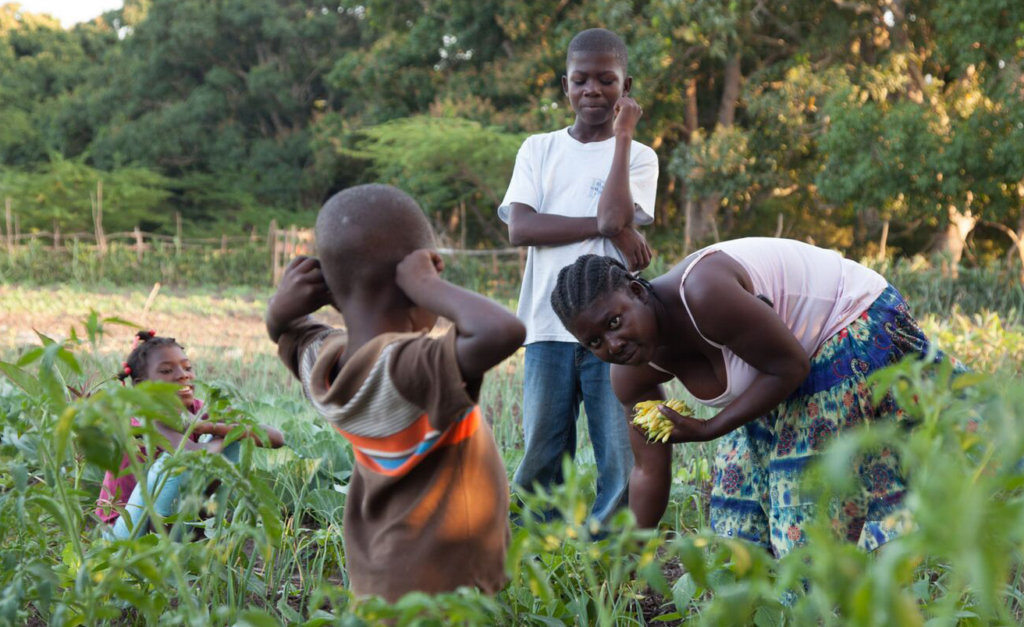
top-left (2, 283), bottom-right (1024, 626)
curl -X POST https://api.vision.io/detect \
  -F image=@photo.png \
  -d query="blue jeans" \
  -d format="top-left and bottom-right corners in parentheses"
top-left (109, 440), bottom-right (240, 540)
top-left (513, 341), bottom-right (633, 524)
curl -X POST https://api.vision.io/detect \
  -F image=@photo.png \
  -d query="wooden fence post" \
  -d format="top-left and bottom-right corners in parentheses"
top-left (459, 200), bottom-right (467, 250)
top-left (175, 211), bottom-right (182, 257)
top-left (134, 226), bottom-right (144, 262)
top-left (268, 219), bottom-right (279, 285)
top-left (4, 197), bottom-right (11, 251)
top-left (93, 180), bottom-right (107, 258)
top-left (53, 220), bottom-right (60, 250)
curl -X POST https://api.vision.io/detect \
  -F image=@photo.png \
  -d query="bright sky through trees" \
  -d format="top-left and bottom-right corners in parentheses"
top-left (14, 0), bottom-right (122, 27)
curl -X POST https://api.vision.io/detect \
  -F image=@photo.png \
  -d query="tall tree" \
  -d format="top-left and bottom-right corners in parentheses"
top-left (81, 0), bottom-right (363, 215)
top-left (342, 116), bottom-right (525, 247)
top-left (0, 4), bottom-right (116, 166)
top-left (816, 0), bottom-right (1024, 272)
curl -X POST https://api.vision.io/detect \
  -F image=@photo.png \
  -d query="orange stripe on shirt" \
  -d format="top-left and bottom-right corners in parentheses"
top-left (334, 406), bottom-right (481, 477)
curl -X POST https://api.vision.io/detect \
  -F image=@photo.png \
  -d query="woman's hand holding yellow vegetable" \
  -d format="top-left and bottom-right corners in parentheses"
top-left (631, 399), bottom-right (712, 444)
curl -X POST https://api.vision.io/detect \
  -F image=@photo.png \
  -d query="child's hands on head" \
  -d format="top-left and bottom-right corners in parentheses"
top-left (395, 249), bottom-right (444, 333)
top-left (396, 249), bottom-right (444, 291)
top-left (267, 255), bottom-right (332, 341)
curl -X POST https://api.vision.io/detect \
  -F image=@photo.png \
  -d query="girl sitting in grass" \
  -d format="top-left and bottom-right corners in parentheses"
top-left (95, 330), bottom-right (284, 539)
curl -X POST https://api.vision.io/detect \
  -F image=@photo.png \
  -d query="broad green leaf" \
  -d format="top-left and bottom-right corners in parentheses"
top-left (236, 609), bottom-right (282, 627)
top-left (0, 361), bottom-right (43, 397)
top-left (54, 405), bottom-right (78, 462)
top-left (671, 572), bottom-right (698, 613)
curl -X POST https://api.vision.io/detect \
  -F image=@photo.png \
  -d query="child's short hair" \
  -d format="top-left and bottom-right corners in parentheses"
top-left (566, 28), bottom-right (628, 71)
top-left (120, 330), bottom-right (183, 383)
top-left (315, 184), bottom-right (436, 297)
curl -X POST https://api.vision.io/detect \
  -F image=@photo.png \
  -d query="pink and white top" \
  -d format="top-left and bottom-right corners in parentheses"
top-left (673, 238), bottom-right (886, 408)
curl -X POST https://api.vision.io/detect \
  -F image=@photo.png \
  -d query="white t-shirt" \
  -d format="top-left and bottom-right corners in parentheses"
top-left (675, 237), bottom-right (888, 407)
top-left (498, 127), bottom-right (659, 344)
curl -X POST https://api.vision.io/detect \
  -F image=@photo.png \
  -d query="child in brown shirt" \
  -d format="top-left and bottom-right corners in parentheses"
top-left (266, 183), bottom-right (525, 602)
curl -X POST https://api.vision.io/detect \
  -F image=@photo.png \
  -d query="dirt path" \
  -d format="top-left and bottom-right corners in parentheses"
top-left (0, 285), bottom-right (344, 357)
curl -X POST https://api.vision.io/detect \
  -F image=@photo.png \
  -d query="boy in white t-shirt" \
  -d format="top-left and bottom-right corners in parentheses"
top-left (497, 27), bottom-right (659, 525)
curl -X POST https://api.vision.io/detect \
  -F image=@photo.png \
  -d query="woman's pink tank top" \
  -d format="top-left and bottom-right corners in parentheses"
top-left (667, 238), bottom-right (886, 408)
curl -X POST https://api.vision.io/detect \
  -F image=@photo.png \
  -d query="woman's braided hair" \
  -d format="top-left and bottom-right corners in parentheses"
top-left (118, 330), bottom-right (183, 384)
top-left (550, 254), bottom-right (636, 329)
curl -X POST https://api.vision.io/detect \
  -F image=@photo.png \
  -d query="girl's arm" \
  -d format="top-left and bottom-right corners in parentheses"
top-left (154, 421), bottom-right (221, 453)
top-left (612, 362), bottom-right (675, 528)
top-left (154, 421), bottom-right (187, 449)
top-left (395, 249), bottom-right (526, 389)
top-left (192, 421), bottom-right (285, 448)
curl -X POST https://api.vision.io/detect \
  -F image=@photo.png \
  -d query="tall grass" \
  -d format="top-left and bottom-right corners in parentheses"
top-left (2, 276), bottom-right (1024, 625)
top-left (4, 238), bottom-right (1022, 318)
top-left (868, 256), bottom-right (1024, 322)
top-left (3, 323), bottom-right (1023, 625)
top-left (0, 240), bottom-right (272, 288)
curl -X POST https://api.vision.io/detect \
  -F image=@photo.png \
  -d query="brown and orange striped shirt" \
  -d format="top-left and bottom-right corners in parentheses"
top-left (277, 320), bottom-right (510, 602)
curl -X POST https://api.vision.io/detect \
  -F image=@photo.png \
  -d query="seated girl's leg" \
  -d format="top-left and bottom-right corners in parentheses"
top-left (220, 440), bottom-right (241, 464)
top-left (110, 453), bottom-right (189, 540)
top-left (108, 440), bottom-right (246, 540)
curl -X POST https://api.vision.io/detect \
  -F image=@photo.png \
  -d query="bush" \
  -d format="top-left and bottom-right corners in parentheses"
top-left (1, 312), bottom-right (1023, 625)
top-left (0, 240), bottom-right (271, 287)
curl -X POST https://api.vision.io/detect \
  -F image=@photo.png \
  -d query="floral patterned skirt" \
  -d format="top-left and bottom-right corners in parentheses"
top-left (709, 284), bottom-right (944, 557)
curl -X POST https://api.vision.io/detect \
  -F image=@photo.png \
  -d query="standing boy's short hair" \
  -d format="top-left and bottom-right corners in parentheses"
top-left (566, 28), bottom-right (628, 71)
top-left (315, 183), bottom-right (436, 297)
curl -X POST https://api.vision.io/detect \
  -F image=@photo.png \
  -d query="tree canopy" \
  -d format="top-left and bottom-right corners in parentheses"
top-left (0, 0), bottom-right (1021, 266)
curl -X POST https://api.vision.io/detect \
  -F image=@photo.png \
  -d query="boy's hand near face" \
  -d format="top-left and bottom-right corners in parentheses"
top-left (611, 225), bottom-right (652, 271)
top-left (266, 255), bottom-right (333, 342)
top-left (613, 96), bottom-right (643, 138)
top-left (597, 94), bottom-right (652, 266)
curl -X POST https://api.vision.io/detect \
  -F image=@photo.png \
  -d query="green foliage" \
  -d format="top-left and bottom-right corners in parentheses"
top-left (344, 116), bottom-right (526, 247)
top-left (75, 0), bottom-right (365, 211)
top-left (0, 7), bottom-right (116, 166)
top-left (817, 89), bottom-right (943, 221)
top-left (3, 0), bottom-right (1024, 260)
top-left (0, 321), bottom-right (351, 625)
top-left (0, 155), bottom-right (171, 232)
top-left (1, 297), bottom-right (1024, 624)
top-left (867, 256), bottom-right (1024, 320)
top-left (438, 251), bottom-right (523, 304)
top-left (670, 125), bottom-right (758, 207)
